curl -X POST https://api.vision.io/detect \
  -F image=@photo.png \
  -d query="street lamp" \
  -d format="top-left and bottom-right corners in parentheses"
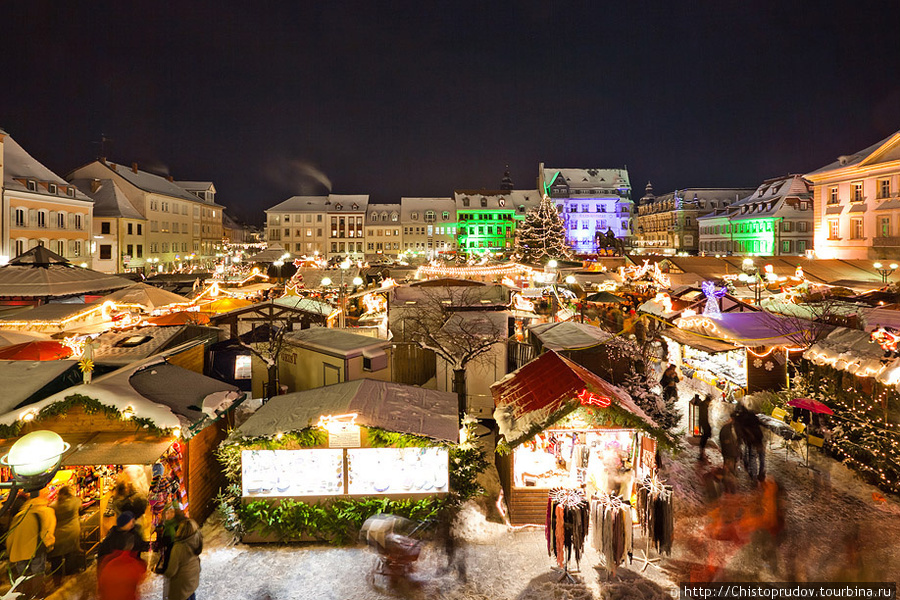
top-left (873, 262), bottom-right (899, 284)
top-left (0, 430), bottom-right (69, 518)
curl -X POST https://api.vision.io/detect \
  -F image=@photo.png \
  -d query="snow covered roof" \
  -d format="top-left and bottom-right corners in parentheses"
top-left (232, 379), bottom-right (459, 442)
top-left (0, 248), bottom-right (135, 298)
top-left (675, 312), bottom-right (813, 347)
top-left (284, 327), bottom-right (389, 358)
top-left (90, 325), bottom-right (191, 366)
top-left (804, 326), bottom-right (900, 385)
top-left (542, 167), bottom-right (631, 191)
top-left (400, 197), bottom-right (455, 221)
top-left (806, 130), bottom-right (900, 177)
top-left (97, 161), bottom-right (199, 202)
top-left (453, 190), bottom-right (541, 211)
top-left (70, 178), bottom-right (145, 220)
top-left (0, 350), bottom-right (243, 432)
top-left (661, 327), bottom-right (738, 354)
top-left (1, 134), bottom-right (91, 201)
top-left (98, 282), bottom-right (190, 310)
top-left (491, 351), bottom-right (655, 445)
top-left (527, 322), bottom-right (615, 351)
top-left (0, 359), bottom-right (80, 413)
top-left (266, 194), bottom-right (369, 213)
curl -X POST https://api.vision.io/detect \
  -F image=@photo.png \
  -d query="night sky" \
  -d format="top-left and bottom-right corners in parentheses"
top-left (4, 1), bottom-right (900, 223)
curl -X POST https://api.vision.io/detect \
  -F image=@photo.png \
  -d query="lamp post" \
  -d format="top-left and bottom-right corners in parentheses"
top-left (873, 262), bottom-right (898, 284)
top-left (0, 430), bottom-right (69, 518)
top-left (738, 258), bottom-right (763, 304)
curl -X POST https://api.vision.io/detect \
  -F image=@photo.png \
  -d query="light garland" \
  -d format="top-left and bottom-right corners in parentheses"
top-left (415, 262), bottom-right (534, 279)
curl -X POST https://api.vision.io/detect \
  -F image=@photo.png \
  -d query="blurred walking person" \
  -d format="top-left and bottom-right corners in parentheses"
top-left (692, 394), bottom-right (713, 462)
top-left (719, 414), bottom-right (740, 494)
top-left (49, 485), bottom-right (82, 586)
top-left (5, 486), bottom-right (56, 599)
top-left (163, 517), bottom-right (203, 600)
top-left (98, 539), bottom-right (147, 600)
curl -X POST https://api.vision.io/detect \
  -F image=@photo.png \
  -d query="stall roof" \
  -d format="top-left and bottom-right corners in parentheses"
top-left (528, 322), bottom-right (615, 351)
top-left (661, 327), bottom-right (738, 354)
top-left (0, 360), bottom-right (80, 412)
top-left (0, 246), bottom-right (134, 298)
top-left (97, 283), bottom-right (190, 310)
top-left (284, 328), bottom-right (389, 357)
top-left (676, 312), bottom-right (816, 347)
top-left (803, 326), bottom-right (900, 385)
top-left (491, 351), bottom-right (655, 444)
top-left (0, 431), bottom-right (174, 467)
top-left (233, 379), bottom-right (458, 442)
top-left (130, 363), bottom-right (241, 421)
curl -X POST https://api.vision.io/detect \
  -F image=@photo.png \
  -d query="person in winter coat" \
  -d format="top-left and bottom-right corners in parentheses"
top-left (49, 485), bottom-right (82, 586)
top-left (5, 486), bottom-right (56, 600)
top-left (733, 404), bottom-right (766, 482)
top-left (660, 364), bottom-right (680, 402)
top-left (154, 505), bottom-right (188, 575)
top-left (163, 517), bottom-right (202, 600)
top-left (691, 394), bottom-right (713, 461)
top-left (97, 512), bottom-right (149, 573)
top-left (719, 415), bottom-right (741, 493)
top-left (97, 545), bottom-right (147, 600)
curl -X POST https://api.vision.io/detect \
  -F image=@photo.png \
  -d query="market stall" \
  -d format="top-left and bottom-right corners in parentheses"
top-left (222, 379), bottom-right (461, 542)
top-left (660, 326), bottom-right (745, 395)
top-left (491, 350), bottom-right (661, 526)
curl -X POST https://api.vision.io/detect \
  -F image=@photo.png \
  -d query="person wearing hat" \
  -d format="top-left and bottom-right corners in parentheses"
top-left (96, 511), bottom-right (149, 574)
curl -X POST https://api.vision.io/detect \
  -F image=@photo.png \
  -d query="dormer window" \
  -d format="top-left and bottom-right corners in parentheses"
top-left (442, 211), bottom-right (450, 220)
top-left (26, 180), bottom-right (36, 192)
top-left (48, 183), bottom-right (57, 194)
top-left (352, 203), bottom-right (359, 210)
top-left (411, 212), bottom-right (419, 221)
top-left (335, 203), bottom-right (343, 210)
top-left (425, 210), bottom-right (436, 222)
top-left (480, 197), bottom-right (487, 207)
top-left (498, 198), bottom-right (506, 207)
top-left (391, 212), bottom-right (398, 222)
top-left (517, 205), bottom-right (525, 213)
top-left (462, 197), bottom-right (470, 207)
top-left (67, 187), bottom-right (75, 197)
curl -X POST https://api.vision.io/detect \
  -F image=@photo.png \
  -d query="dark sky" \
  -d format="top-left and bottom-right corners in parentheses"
top-left (4, 1), bottom-right (900, 224)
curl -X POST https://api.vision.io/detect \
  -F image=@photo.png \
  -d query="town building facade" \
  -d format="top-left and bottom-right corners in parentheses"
top-left (175, 181), bottom-right (225, 266)
top-left (698, 175), bottom-right (813, 256)
top-left (365, 203), bottom-right (402, 261)
top-left (400, 197), bottom-right (457, 259)
top-left (266, 195), bottom-right (368, 262)
top-left (807, 130), bottom-right (900, 260)
top-left (454, 190), bottom-right (541, 256)
top-left (538, 165), bottom-right (633, 254)
top-left (635, 187), bottom-right (753, 255)
top-left (1, 131), bottom-right (94, 265)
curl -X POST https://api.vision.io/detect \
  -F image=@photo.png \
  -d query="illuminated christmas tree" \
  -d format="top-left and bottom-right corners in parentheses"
top-left (514, 194), bottom-right (572, 264)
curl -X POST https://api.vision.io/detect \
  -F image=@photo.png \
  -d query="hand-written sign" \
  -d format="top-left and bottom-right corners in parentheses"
top-left (578, 389), bottom-right (611, 408)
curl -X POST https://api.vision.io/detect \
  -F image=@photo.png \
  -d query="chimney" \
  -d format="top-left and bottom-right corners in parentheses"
top-left (110, 163), bottom-right (117, 171)
top-left (91, 179), bottom-right (101, 193)
top-left (131, 162), bottom-right (138, 174)
top-left (167, 175), bottom-right (174, 182)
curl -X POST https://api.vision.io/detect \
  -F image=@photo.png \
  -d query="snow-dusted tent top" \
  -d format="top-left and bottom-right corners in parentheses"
top-left (675, 311), bottom-right (813, 348)
top-left (0, 344), bottom-right (244, 434)
top-left (804, 326), bottom-right (900, 386)
top-left (97, 282), bottom-right (190, 310)
top-left (491, 350), bottom-right (656, 446)
top-left (527, 322), bottom-right (616, 352)
top-left (0, 245), bottom-right (134, 299)
top-left (232, 379), bottom-right (459, 443)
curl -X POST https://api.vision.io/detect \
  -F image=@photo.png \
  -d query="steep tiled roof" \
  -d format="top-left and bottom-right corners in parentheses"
top-left (70, 178), bottom-right (145, 220)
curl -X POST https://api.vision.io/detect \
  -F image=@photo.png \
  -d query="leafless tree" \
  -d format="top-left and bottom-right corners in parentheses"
top-left (393, 286), bottom-right (509, 421)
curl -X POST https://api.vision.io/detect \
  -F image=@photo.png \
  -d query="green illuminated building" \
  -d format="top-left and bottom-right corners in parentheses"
top-left (454, 190), bottom-right (542, 255)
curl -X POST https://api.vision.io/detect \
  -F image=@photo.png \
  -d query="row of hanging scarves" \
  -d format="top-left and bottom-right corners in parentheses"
top-left (545, 488), bottom-right (589, 572)
top-left (636, 473), bottom-right (674, 556)
top-left (590, 492), bottom-right (633, 577)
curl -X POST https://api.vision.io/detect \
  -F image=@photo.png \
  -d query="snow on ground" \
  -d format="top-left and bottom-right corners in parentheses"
top-left (45, 385), bottom-right (900, 600)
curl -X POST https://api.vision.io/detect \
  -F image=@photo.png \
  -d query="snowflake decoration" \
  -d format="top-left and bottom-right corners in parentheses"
top-left (765, 361), bottom-right (774, 371)
top-left (753, 358), bottom-right (763, 368)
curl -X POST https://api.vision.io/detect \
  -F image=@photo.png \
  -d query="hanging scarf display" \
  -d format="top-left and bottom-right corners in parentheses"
top-left (545, 488), bottom-right (590, 571)
top-left (590, 492), bottom-right (633, 576)
top-left (636, 474), bottom-right (674, 556)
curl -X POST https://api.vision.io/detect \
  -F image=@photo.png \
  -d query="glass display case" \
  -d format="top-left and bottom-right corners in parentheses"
top-left (241, 449), bottom-right (344, 497)
top-left (347, 447), bottom-right (449, 495)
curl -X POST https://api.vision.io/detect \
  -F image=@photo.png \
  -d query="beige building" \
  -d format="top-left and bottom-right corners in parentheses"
top-left (273, 328), bottom-right (391, 395)
top-left (71, 178), bottom-right (146, 273)
top-left (175, 181), bottom-right (225, 266)
top-left (808, 130), bottom-right (900, 260)
top-left (400, 197), bottom-right (457, 259)
top-left (365, 203), bottom-right (401, 260)
top-left (68, 160), bottom-right (215, 272)
top-left (1, 130), bottom-right (94, 264)
top-left (265, 195), bottom-right (369, 262)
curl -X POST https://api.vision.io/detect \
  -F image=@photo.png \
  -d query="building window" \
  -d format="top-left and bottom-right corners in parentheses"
top-left (880, 217), bottom-right (891, 238)
top-left (828, 187), bottom-right (838, 205)
top-left (782, 221), bottom-right (792, 232)
top-left (828, 220), bottom-right (839, 239)
top-left (879, 179), bottom-right (892, 199)
top-left (101, 221), bottom-right (111, 234)
top-left (798, 221), bottom-right (808, 232)
top-left (851, 181), bottom-right (864, 202)
top-left (480, 198), bottom-right (487, 207)
top-left (99, 245), bottom-right (112, 260)
top-left (137, 224), bottom-right (143, 235)
top-left (26, 180), bottom-right (37, 192)
top-left (37, 211), bottom-right (46, 228)
top-left (850, 218), bottom-right (864, 239)
top-left (425, 210), bottom-right (436, 222)
top-left (136, 245), bottom-right (143, 258)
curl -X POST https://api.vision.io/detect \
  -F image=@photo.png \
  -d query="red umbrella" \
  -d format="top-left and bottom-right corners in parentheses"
top-left (787, 398), bottom-right (834, 415)
top-left (0, 340), bottom-right (73, 361)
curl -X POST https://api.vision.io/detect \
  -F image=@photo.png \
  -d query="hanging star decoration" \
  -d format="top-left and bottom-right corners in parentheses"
top-left (78, 358), bottom-right (94, 373)
top-left (701, 281), bottom-right (727, 318)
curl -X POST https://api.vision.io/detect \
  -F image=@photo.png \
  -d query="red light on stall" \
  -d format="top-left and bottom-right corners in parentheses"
top-left (578, 389), bottom-right (611, 408)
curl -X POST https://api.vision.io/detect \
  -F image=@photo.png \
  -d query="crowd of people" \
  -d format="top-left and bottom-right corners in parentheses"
top-left (1, 480), bottom-right (203, 600)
